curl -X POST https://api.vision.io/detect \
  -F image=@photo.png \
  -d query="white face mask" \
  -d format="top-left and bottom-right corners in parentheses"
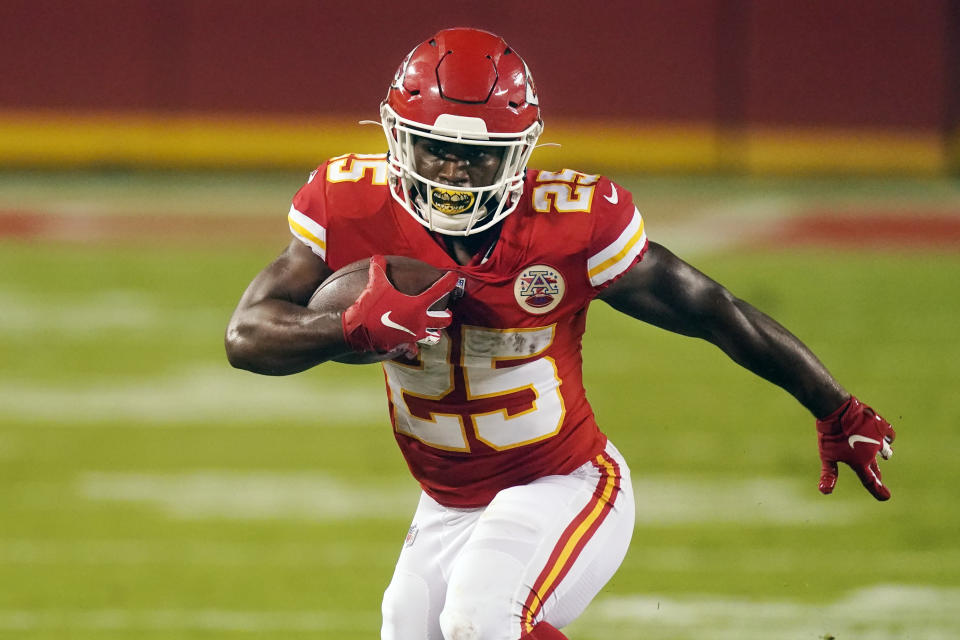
top-left (380, 104), bottom-right (543, 236)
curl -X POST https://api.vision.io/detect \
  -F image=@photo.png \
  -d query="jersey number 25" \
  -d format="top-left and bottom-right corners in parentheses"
top-left (383, 326), bottom-right (565, 452)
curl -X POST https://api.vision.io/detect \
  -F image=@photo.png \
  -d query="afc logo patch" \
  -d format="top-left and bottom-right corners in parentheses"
top-left (514, 264), bottom-right (565, 314)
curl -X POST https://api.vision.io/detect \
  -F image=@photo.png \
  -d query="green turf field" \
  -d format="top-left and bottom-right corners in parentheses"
top-left (1, 172), bottom-right (959, 639)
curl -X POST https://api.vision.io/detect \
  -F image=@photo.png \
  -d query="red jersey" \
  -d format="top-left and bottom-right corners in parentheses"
top-left (288, 153), bottom-right (648, 507)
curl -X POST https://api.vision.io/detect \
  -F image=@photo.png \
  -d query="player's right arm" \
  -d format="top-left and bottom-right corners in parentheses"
top-left (227, 158), bottom-right (457, 374)
top-left (225, 238), bottom-right (344, 375)
top-left (225, 239), bottom-right (458, 375)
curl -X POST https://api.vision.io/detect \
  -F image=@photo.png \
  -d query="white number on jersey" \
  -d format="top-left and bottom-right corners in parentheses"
top-left (326, 154), bottom-right (388, 185)
top-left (384, 326), bottom-right (565, 452)
top-left (531, 169), bottom-right (599, 213)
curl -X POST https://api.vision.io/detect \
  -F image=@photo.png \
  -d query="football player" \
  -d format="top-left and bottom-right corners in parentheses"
top-left (225, 27), bottom-right (895, 640)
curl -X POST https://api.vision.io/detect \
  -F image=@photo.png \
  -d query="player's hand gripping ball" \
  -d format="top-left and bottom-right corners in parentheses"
top-left (308, 255), bottom-right (460, 364)
top-left (816, 396), bottom-right (896, 501)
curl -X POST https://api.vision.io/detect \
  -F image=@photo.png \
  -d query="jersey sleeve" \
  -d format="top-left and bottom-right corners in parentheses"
top-left (287, 164), bottom-right (330, 261)
top-left (586, 178), bottom-right (648, 291)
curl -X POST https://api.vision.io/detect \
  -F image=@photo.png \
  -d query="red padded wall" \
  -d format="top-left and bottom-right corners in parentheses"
top-left (742, 1), bottom-right (948, 129)
top-left (0, 0), bottom-right (952, 132)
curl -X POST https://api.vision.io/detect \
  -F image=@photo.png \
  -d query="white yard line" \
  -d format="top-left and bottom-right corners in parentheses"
top-left (65, 470), bottom-right (849, 526)
top-left (0, 609), bottom-right (378, 632)
top-left (0, 538), bottom-right (398, 567)
top-left (648, 195), bottom-right (806, 254)
top-left (0, 289), bottom-right (166, 333)
top-left (1, 585), bottom-right (956, 635)
top-left (572, 584), bottom-right (960, 640)
top-left (0, 288), bottom-right (388, 426)
top-left (0, 365), bottom-right (386, 426)
top-left (76, 471), bottom-right (419, 521)
top-left (632, 475), bottom-right (862, 525)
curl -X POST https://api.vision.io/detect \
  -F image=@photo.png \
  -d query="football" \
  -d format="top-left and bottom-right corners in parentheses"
top-left (308, 255), bottom-right (454, 364)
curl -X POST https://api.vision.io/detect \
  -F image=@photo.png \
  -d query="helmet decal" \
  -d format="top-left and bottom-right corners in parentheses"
top-left (391, 49), bottom-right (415, 90)
top-left (524, 61), bottom-right (539, 106)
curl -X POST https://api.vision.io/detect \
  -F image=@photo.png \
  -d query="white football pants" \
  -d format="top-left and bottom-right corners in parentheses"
top-left (381, 441), bottom-right (634, 640)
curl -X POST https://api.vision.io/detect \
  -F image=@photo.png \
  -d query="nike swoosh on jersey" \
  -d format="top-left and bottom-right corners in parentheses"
top-left (848, 434), bottom-right (882, 449)
top-left (381, 311), bottom-right (416, 336)
top-left (603, 183), bottom-right (619, 204)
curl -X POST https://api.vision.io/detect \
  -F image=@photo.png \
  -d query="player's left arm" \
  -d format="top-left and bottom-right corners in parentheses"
top-left (598, 241), bottom-right (896, 499)
top-left (598, 242), bottom-right (845, 416)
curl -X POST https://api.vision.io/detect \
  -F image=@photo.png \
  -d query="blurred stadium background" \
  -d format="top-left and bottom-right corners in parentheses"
top-left (2, 1), bottom-right (959, 638)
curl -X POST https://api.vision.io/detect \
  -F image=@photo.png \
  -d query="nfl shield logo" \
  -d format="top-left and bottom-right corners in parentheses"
top-left (404, 524), bottom-right (418, 547)
top-left (514, 265), bottom-right (565, 314)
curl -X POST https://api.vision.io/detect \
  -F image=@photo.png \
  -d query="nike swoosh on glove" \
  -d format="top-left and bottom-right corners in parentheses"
top-left (816, 396), bottom-right (896, 501)
top-left (342, 255), bottom-right (458, 354)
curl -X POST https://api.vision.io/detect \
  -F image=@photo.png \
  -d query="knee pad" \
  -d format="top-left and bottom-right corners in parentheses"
top-left (439, 549), bottom-right (525, 640)
top-left (382, 571), bottom-right (434, 640)
top-left (438, 607), bottom-right (482, 640)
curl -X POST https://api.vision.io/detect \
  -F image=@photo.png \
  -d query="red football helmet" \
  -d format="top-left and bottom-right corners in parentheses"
top-left (380, 28), bottom-right (543, 235)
